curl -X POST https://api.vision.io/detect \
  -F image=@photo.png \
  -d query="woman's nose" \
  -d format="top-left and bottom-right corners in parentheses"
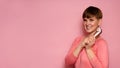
top-left (86, 21), bottom-right (91, 25)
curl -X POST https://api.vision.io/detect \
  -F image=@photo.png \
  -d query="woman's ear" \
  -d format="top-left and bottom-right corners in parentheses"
top-left (98, 19), bottom-right (102, 26)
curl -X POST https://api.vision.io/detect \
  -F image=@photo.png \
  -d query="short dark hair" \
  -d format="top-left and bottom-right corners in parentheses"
top-left (82, 6), bottom-right (103, 19)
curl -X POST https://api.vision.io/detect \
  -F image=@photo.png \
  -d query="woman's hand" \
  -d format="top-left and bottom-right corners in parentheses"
top-left (82, 35), bottom-right (96, 49)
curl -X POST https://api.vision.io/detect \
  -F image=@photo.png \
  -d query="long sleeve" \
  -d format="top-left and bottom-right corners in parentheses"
top-left (65, 36), bottom-right (81, 66)
top-left (88, 39), bottom-right (109, 68)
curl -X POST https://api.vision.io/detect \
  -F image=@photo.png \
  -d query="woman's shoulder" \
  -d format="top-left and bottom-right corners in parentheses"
top-left (96, 36), bottom-right (108, 46)
top-left (74, 35), bottom-right (84, 41)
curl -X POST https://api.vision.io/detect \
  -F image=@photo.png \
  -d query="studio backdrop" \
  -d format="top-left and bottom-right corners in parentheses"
top-left (0, 0), bottom-right (120, 68)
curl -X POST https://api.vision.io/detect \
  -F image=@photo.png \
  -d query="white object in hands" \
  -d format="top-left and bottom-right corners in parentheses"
top-left (94, 27), bottom-right (102, 38)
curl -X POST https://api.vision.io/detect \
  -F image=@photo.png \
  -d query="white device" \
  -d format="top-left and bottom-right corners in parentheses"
top-left (94, 27), bottom-right (102, 38)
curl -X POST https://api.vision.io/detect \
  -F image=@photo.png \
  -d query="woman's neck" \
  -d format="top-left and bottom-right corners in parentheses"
top-left (90, 30), bottom-right (97, 36)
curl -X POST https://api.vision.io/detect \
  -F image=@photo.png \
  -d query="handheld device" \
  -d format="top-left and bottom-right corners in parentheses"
top-left (94, 27), bottom-right (102, 38)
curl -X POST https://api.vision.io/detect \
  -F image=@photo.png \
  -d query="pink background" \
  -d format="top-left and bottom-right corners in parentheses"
top-left (0, 0), bottom-right (120, 68)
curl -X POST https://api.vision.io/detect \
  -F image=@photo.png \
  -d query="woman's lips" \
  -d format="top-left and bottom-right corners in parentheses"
top-left (86, 25), bottom-right (92, 30)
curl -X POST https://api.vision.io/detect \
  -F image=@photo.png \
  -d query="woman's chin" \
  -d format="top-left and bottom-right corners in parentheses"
top-left (85, 30), bottom-right (93, 34)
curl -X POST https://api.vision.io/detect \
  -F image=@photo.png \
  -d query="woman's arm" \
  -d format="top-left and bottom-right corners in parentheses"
top-left (85, 39), bottom-right (108, 68)
top-left (65, 36), bottom-right (84, 66)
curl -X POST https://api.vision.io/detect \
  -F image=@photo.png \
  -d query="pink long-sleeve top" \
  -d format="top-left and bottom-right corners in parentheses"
top-left (65, 35), bottom-right (109, 68)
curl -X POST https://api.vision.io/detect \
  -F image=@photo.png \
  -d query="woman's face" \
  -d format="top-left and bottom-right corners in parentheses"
top-left (83, 16), bottom-right (101, 33)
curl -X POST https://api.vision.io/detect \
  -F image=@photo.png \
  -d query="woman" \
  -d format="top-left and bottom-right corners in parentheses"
top-left (65, 6), bottom-right (108, 68)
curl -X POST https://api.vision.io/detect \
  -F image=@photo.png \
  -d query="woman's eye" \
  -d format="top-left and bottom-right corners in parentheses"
top-left (83, 19), bottom-right (87, 21)
top-left (90, 19), bottom-right (94, 21)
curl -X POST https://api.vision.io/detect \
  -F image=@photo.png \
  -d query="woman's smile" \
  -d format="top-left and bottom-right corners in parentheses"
top-left (86, 25), bottom-right (92, 30)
